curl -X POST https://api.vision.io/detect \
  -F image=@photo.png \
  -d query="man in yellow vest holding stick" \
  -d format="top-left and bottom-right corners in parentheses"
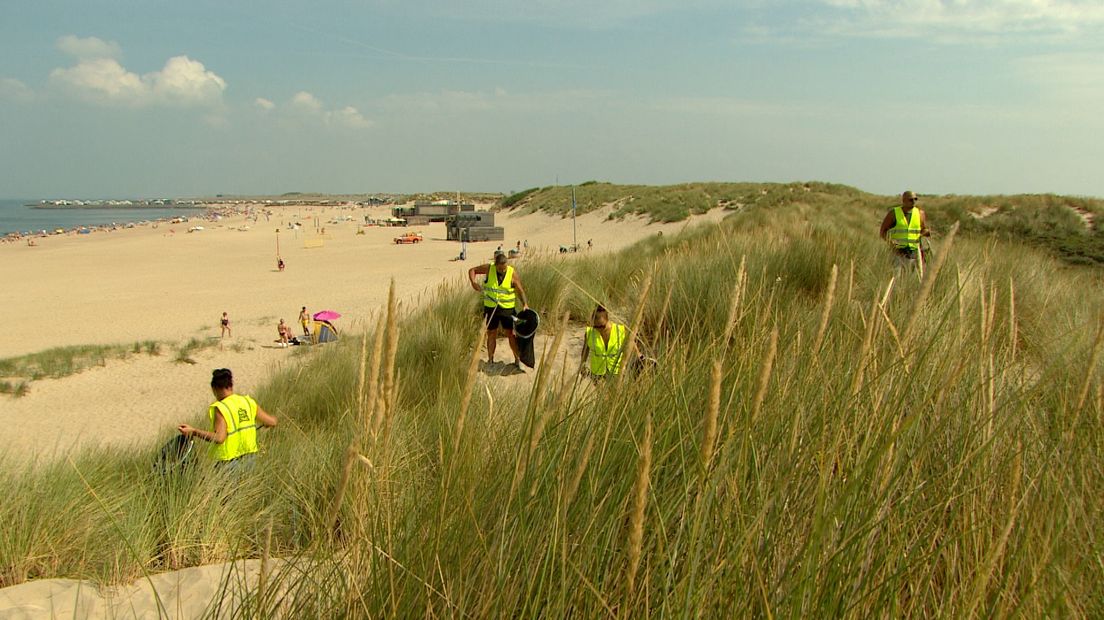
top-left (178, 368), bottom-right (278, 468)
top-left (469, 252), bottom-right (530, 369)
top-left (579, 305), bottom-right (629, 378)
top-left (879, 190), bottom-right (930, 274)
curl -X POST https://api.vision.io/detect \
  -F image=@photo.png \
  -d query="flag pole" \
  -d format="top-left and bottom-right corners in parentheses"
top-left (572, 186), bottom-right (577, 251)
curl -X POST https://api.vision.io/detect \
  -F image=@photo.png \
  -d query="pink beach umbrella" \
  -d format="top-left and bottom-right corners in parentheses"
top-left (313, 310), bottom-right (341, 321)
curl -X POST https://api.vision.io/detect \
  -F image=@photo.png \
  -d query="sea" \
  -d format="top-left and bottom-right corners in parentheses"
top-left (0, 199), bottom-right (206, 236)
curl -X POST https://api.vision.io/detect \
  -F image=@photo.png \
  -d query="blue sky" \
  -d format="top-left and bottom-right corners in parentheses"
top-left (1, 0), bottom-right (1101, 198)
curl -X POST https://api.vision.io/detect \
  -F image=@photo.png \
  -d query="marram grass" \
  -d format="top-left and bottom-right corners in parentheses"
top-left (0, 198), bottom-right (1101, 617)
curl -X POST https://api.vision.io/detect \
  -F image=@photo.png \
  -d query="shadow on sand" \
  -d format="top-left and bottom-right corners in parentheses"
top-left (479, 360), bottom-right (527, 376)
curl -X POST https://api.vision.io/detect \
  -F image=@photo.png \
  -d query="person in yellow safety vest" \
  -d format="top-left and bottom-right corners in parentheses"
top-left (177, 368), bottom-right (277, 466)
top-left (879, 190), bottom-right (930, 265)
top-left (579, 306), bottom-right (628, 378)
top-left (468, 252), bottom-right (530, 369)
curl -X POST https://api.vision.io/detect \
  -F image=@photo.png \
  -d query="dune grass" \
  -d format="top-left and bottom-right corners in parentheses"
top-left (0, 341), bottom-right (163, 396)
top-left (175, 337), bottom-right (218, 365)
top-left (1, 198), bottom-right (1102, 616)
top-left (500, 182), bottom-right (1104, 266)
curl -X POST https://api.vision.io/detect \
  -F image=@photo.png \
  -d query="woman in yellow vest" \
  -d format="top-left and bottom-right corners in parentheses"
top-left (177, 368), bottom-right (278, 466)
top-left (579, 306), bottom-right (628, 378)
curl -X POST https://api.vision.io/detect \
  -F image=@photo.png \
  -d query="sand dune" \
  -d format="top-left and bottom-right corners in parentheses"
top-left (0, 204), bottom-right (727, 617)
top-left (0, 204), bottom-right (726, 465)
top-left (0, 559), bottom-right (274, 619)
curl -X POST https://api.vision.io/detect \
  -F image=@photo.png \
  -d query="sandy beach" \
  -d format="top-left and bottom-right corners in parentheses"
top-left (0, 203), bottom-right (726, 465)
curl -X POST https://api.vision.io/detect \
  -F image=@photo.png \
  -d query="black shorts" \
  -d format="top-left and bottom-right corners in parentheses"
top-left (483, 306), bottom-right (516, 331)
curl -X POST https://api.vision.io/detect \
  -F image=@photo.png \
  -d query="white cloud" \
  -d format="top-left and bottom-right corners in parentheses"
top-left (255, 97), bottom-right (276, 110)
top-left (56, 35), bottom-right (121, 60)
top-left (332, 106), bottom-right (373, 128)
top-left (813, 0), bottom-right (1104, 40)
top-left (0, 78), bottom-right (34, 102)
top-left (50, 50), bottom-right (226, 107)
top-left (286, 91), bottom-right (373, 129)
top-left (290, 90), bottom-right (324, 112)
top-left (51, 58), bottom-right (146, 102)
top-left (148, 56), bottom-right (226, 104)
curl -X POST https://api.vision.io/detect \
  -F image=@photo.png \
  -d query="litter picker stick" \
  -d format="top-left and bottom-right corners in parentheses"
top-left (916, 240), bottom-right (925, 281)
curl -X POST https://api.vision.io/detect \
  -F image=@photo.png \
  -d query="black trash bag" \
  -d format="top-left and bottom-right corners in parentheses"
top-left (155, 434), bottom-right (196, 475)
top-left (514, 309), bottom-right (540, 368)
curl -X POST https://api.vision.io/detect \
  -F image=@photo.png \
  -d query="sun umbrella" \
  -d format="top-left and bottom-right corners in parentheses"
top-left (313, 310), bottom-right (341, 321)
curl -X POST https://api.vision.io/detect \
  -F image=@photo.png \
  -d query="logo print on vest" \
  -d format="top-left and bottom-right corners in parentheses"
top-left (237, 408), bottom-right (249, 423)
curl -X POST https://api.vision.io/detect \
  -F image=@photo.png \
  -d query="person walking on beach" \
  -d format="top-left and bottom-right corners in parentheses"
top-left (879, 190), bottom-right (930, 269)
top-left (468, 252), bottom-right (530, 368)
top-left (177, 368), bottom-right (277, 467)
top-left (579, 306), bottom-right (628, 378)
top-left (220, 312), bottom-right (231, 338)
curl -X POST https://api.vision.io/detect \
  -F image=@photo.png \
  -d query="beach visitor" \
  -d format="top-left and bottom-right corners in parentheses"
top-left (299, 307), bottom-right (311, 337)
top-left (277, 258), bottom-right (285, 271)
top-left (299, 306), bottom-right (310, 333)
top-left (177, 368), bottom-right (278, 467)
top-left (220, 312), bottom-right (231, 338)
top-left (879, 190), bottom-right (930, 269)
top-left (277, 319), bottom-right (291, 347)
top-left (579, 306), bottom-right (628, 378)
top-left (468, 252), bottom-right (530, 369)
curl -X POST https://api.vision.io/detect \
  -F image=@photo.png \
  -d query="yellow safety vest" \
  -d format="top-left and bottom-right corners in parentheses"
top-left (586, 323), bottom-right (627, 376)
top-left (889, 207), bottom-right (922, 250)
top-left (484, 265), bottom-right (516, 309)
top-left (207, 393), bottom-right (259, 462)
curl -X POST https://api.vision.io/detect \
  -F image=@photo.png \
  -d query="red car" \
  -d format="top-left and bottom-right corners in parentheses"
top-left (393, 232), bottom-right (423, 244)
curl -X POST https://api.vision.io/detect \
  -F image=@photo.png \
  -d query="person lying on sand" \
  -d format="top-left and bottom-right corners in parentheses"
top-left (178, 368), bottom-right (277, 469)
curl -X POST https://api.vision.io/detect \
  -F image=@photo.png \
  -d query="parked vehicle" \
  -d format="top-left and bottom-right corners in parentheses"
top-left (394, 232), bottom-right (423, 244)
